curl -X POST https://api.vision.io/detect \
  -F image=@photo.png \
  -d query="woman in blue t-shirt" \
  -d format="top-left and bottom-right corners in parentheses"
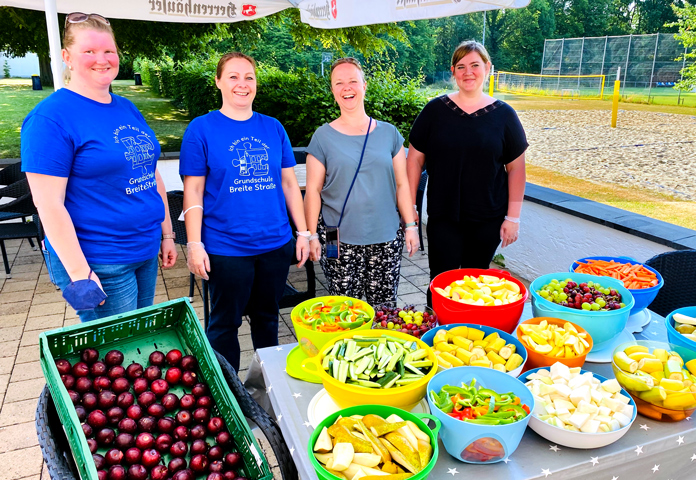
top-left (21, 14), bottom-right (177, 322)
top-left (180, 52), bottom-right (309, 372)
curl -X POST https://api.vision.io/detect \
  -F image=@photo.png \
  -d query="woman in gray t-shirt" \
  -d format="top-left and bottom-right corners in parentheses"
top-left (304, 58), bottom-right (419, 305)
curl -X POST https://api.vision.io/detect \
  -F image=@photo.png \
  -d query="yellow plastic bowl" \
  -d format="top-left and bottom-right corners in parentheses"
top-left (300, 330), bottom-right (438, 410)
top-left (290, 296), bottom-right (374, 357)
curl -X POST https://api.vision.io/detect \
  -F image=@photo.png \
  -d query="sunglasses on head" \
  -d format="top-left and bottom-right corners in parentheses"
top-left (65, 12), bottom-right (110, 27)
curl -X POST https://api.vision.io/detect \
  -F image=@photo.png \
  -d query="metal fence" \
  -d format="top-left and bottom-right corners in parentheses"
top-left (541, 34), bottom-right (694, 105)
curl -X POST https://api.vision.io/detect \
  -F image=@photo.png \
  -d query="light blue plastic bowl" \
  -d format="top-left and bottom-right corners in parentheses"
top-left (427, 366), bottom-right (534, 464)
top-left (529, 273), bottom-right (635, 350)
top-left (421, 324), bottom-right (527, 377)
top-left (665, 306), bottom-right (696, 351)
top-left (569, 256), bottom-right (663, 316)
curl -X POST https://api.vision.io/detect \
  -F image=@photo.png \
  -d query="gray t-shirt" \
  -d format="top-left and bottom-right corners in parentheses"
top-left (306, 121), bottom-right (405, 245)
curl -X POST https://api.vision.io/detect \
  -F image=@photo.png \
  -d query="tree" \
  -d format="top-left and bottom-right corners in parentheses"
top-left (636, 0), bottom-right (683, 33)
top-left (670, 1), bottom-right (696, 91)
top-left (503, 0), bottom-right (556, 72)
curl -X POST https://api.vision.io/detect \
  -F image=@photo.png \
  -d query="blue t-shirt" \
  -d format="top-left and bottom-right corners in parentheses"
top-left (21, 88), bottom-right (164, 264)
top-left (179, 111), bottom-right (296, 256)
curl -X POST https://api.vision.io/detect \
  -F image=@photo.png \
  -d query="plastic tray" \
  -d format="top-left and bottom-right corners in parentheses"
top-left (39, 298), bottom-right (272, 480)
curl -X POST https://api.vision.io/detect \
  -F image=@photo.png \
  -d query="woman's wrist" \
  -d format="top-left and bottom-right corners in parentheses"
top-left (505, 216), bottom-right (520, 224)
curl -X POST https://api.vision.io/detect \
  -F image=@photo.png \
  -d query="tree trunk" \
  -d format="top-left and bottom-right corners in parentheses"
top-left (38, 53), bottom-right (54, 87)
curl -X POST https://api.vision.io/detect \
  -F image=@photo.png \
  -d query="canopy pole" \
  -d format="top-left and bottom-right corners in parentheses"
top-left (44, 0), bottom-right (64, 90)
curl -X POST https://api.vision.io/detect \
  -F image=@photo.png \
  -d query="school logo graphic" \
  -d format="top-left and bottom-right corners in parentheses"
top-left (122, 135), bottom-right (155, 175)
top-left (242, 4), bottom-right (257, 16)
top-left (232, 141), bottom-right (269, 176)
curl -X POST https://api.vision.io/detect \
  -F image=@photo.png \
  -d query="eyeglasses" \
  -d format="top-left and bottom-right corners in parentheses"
top-left (65, 12), bottom-right (110, 27)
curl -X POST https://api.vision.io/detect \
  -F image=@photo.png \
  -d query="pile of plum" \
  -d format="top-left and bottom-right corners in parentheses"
top-left (56, 348), bottom-right (248, 480)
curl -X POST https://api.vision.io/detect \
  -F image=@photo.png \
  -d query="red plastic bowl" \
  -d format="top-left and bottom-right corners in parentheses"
top-left (429, 268), bottom-right (528, 333)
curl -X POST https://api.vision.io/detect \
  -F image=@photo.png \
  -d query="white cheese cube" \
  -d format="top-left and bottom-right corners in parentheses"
top-left (601, 396), bottom-right (621, 412)
top-left (581, 419), bottom-right (601, 433)
top-left (569, 374), bottom-right (590, 390)
top-left (557, 413), bottom-right (572, 424)
top-left (608, 419), bottom-right (621, 431)
top-left (569, 411), bottom-right (591, 429)
top-left (613, 411), bottom-right (631, 428)
top-left (613, 392), bottom-right (631, 405)
top-left (577, 400), bottom-right (599, 415)
top-left (620, 404), bottom-right (634, 419)
top-left (551, 362), bottom-right (571, 381)
top-left (537, 369), bottom-right (551, 377)
top-left (527, 373), bottom-right (545, 381)
top-left (554, 398), bottom-right (575, 412)
top-left (533, 400), bottom-right (548, 416)
top-left (598, 406), bottom-right (611, 416)
top-left (601, 379), bottom-right (622, 394)
top-left (569, 367), bottom-right (582, 376)
top-left (595, 414), bottom-right (613, 424)
top-left (569, 385), bottom-right (591, 407)
top-left (599, 424), bottom-right (611, 432)
top-left (590, 389), bottom-right (604, 405)
top-left (554, 378), bottom-right (569, 386)
top-left (554, 383), bottom-right (572, 398)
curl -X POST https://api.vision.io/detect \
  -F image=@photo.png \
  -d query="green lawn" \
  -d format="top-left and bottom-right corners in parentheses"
top-left (0, 79), bottom-right (190, 159)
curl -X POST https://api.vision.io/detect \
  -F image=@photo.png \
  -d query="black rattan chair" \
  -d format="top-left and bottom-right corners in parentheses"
top-left (36, 349), bottom-right (298, 480)
top-left (166, 190), bottom-right (197, 301)
top-left (415, 170), bottom-right (428, 251)
top-left (644, 250), bottom-right (696, 317)
top-left (0, 193), bottom-right (40, 278)
top-left (0, 162), bottom-right (25, 187)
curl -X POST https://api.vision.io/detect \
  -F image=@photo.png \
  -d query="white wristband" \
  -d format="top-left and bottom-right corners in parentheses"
top-left (296, 230), bottom-right (311, 238)
top-left (182, 205), bottom-right (203, 216)
top-left (405, 226), bottom-right (418, 231)
top-left (309, 234), bottom-right (319, 241)
top-left (505, 216), bottom-right (520, 224)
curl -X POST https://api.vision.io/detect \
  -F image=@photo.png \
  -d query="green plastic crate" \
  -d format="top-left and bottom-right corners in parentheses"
top-left (39, 298), bottom-right (272, 480)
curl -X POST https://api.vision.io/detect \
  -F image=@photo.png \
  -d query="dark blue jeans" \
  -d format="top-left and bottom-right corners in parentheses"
top-left (206, 240), bottom-right (293, 372)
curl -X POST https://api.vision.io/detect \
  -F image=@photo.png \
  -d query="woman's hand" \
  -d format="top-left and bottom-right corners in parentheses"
top-left (295, 236), bottom-right (310, 268)
top-left (160, 239), bottom-right (178, 269)
top-left (500, 220), bottom-right (520, 248)
top-left (186, 242), bottom-right (210, 280)
top-left (309, 238), bottom-right (322, 262)
top-left (404, 227), bottom-right (420, 257)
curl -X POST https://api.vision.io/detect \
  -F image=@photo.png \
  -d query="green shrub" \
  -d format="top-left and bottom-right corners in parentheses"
top-left (135, 57), bottom-right (429, 146)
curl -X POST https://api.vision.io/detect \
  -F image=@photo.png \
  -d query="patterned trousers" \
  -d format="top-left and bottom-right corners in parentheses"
top-left (318, 217), bottom-right (405, 306)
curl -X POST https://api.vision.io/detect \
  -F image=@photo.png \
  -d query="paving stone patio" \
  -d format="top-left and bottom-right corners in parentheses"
top-left (0, 234), bottom-right (433, 480)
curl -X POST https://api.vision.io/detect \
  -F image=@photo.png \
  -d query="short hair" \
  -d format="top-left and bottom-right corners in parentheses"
top-left (330, 57), bottom-right (365, 81)
top-left (62, 16), bottom-right (118, 51)
top-left (216, 52), bottom-right (257, 79)
top-left (451, 40), bottom-right (491, 68)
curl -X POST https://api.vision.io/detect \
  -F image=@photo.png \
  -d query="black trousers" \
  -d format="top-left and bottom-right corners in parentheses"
top-left (426, 215), bottom-right (505, 306)
top-left (206, 240), bottom-right (293, 372)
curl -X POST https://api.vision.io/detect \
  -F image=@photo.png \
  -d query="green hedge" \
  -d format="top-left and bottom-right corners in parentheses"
top-left (133, 57), bottom-right (429, 146)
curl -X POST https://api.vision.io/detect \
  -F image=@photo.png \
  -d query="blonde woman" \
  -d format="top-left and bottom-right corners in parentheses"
top-left (304, 58), bottom-right (419, 306)
top-left (406, 41), bottom-right (527, 305)
top-left (22, 13), bottom-right (177, 322)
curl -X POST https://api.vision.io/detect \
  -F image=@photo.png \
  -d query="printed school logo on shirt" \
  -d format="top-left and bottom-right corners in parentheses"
top-left (113, 124), bottom-right (157, 195)
top-left (228, 137), bottom-right (277, 193)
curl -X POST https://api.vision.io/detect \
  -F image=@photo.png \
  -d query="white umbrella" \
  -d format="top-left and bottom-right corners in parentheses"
top-left (1, 0), bottom-right (529, 89)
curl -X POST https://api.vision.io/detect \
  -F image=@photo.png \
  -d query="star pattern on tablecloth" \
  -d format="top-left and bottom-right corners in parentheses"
top-left (541, 468), bottom-right (552, 477)
top-left (590, 457), bottom-right (599, 466)
top-left (292, 392), bottom-right (302, 398)
top-left (303, 421), bottom-right (312, 428)
top-left (687, 417), bottom-right (692, 421)
top-left (611, 477), bottom-right (619, 480)
top-left (502, 458), bottom-right (511, 464)
top-left (549, 445), bottom-right (561, 452)
top-left (691, 453), bottom-right (696, 462)
top-left (651, 465), bottom-right (659, 473)
top-left (640, 424), bottom-right (650, 430)
top-left (650, 331), bottom-right (659, 336)
top-left (276, 414), bottom-right (283, 423)
top-left (260, 360), bottom-right (265, 367)
top-left (290, 446), bottom-right (295, 456)
top-left (266, 385), bottom-right (273, 394)
top-left (276, 346), bottom-right (283, 351)
top-left (447, 468), bottom-right (459, 476)
top-left (635, 445), bottom-right (644, 456)
top-left (677, 436), bottom-right (685, 445)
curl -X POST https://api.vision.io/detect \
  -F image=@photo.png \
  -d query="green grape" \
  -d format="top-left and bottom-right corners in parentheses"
top-left (559, 293), bottom-right (568, 301)
top-left (581, 303), bottom-right (591, 311)
top-left (539, 290), bottom-right (549, 298)
top-left (620, 303), bottom-right (626, 308)
top-left (551, 279), bottom-right (559, 284)
top-left (560, 281), bottom-right (567, 288)
top-left (591, 303), bottom-right (600, 311)
top-left (587, 281), bottom-right (594, 287)
top-left (596, 298), bottom-right (606, 307)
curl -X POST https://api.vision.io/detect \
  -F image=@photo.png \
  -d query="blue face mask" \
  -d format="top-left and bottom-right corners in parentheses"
top-left (62, 270), bottom-right (107, 311)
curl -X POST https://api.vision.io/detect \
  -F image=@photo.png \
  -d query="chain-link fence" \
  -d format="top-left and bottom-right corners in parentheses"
top-left (541, 34), bottom-right (695, 106)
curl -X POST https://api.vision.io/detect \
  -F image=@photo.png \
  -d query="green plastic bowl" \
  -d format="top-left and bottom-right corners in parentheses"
top-left (291, 296), bottom-right (374, 357)
top-left (307, 404), bottom-right (441, 479)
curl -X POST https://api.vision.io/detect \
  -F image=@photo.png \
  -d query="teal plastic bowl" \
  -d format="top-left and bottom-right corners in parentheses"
top-left (530, 273), bottom-right (634, 350)
top-left (666, 306), bottom-right (696, 351)
top-left (427, 366), bottom-right (534, 464)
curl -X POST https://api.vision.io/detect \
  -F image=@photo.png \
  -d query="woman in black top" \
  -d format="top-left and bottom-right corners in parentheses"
top-left (406, 40), bottom-right (528, 304)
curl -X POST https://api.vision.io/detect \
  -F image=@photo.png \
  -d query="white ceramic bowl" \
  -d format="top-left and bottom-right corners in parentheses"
top-left (521, 367), bottom-right (637, 449)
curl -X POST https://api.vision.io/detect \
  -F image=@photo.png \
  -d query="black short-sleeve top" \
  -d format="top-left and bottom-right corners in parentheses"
top-left (409, 95), bottom-right (528, 222)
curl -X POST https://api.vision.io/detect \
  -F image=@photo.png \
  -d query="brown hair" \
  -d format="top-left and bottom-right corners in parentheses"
top-left (216, 52), bottom-right (257, 79)
top-left (330, 57), bottom-right (365, 81)
top-left (62, 17), bottom-right (118, 51)
top-left (451, 40), bottom-right (491, 68)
